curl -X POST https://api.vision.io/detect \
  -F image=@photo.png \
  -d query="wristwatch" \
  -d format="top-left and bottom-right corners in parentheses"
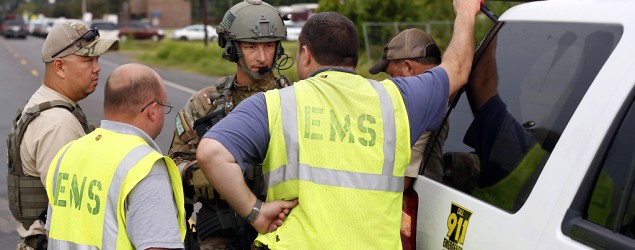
top-left (246, 199), bottom-right (262, 223)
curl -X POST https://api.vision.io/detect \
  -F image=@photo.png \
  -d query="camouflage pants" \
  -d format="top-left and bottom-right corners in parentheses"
top-left (16, 237), bottom-right (36, 250)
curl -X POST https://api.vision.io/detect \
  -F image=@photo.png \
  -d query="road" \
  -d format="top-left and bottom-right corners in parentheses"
top-left (0, 35), bottom-right (219, 246)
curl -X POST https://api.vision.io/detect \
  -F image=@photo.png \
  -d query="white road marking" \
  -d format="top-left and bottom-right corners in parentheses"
top-left (100, 59), bottom-right (198, 95)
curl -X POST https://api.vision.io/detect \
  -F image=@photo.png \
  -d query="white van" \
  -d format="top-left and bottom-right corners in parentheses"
top-left (88, 20), bottom-right (120, 44)
top-left (412, 0), bottom-right (635, 249)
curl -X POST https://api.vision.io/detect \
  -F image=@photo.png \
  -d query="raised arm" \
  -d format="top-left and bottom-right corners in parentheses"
top-left (439, 0), bottom-right (482, 96)
top-left (466, 37), bottom-right (499, 115)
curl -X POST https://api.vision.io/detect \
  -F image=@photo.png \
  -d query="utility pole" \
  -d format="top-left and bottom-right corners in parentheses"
top-left (82, 0), bottom-right (86, 17)
top-left (127, 0), bottom-right (132, 22)
top-left (202, 0), bottom-right (208, 47)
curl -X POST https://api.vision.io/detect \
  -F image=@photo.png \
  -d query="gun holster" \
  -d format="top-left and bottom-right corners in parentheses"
top-left (195, 202), bottom-right (247, 241)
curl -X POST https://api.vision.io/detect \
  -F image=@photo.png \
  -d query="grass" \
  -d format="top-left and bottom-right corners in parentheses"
top-left (118, 39), bottom-right (388, 82)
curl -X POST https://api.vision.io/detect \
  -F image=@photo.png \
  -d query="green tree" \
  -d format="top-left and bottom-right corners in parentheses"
top-left (317, 0), bottom-right (518, 65)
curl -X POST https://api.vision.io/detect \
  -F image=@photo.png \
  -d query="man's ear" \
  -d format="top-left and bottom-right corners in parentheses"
top-left (403, 60), bottom-right (417, 76)
top-left (300, 45), bottom-right (312, 67)
top-left (144, 102), bottom-right (160, 122)
top-left (52, 59), bottom-right (66, 79)
top-left (141, 102), bottom-right (159, 121)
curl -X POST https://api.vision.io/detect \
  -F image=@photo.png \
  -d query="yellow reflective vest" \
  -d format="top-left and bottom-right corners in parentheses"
top-left (45, 128), bottom-right (186, 249)
top-left (257, 71), bottom-right (411, 249)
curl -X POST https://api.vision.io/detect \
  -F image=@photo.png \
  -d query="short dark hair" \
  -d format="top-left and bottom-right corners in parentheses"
top-left (298, 12), bottom-right (358, 68)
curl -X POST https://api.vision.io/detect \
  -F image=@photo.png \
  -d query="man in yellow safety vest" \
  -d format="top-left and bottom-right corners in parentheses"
top-left (196, 0), bottom-right (482, 248)
top-left (45, 63), bottom-right (186, 249)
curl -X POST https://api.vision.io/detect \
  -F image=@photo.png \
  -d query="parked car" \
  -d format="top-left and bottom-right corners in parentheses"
top-left (31, 18), bottom-right (54, 37)
top-left (89, 20), bottom-right (120, 41)
top-left (409, 0), bottom-right (635, 249)
top-left (118, 21), bottom-right (164, 41)
top-left (31, 18), bottom-right (73, 38)
top-left (27, 20), bottom-right (41, 35)
top-left (2, 19), bottom-right (28, 39)
top-left (284, 21), bottom-right (303, 41)
top-left (171, 24), bottom-right (217, 41)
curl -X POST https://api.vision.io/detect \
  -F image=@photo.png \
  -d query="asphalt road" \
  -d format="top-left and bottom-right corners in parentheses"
top-left (0, 34), bottom-right (219, 246)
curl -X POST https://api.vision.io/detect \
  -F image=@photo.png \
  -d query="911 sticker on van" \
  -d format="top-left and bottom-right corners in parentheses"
top-left (443, 202), bottom-right (472, 250)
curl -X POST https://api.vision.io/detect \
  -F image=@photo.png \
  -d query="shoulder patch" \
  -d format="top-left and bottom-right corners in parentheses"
top-left (176, 113), bottom-right (186, 136)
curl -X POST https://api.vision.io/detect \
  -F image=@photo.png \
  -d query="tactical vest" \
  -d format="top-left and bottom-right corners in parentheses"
top-left (7, 100), bottom-right (94, 228)
top-left (257, 72), bottom-right (411, 249)
top-left (193, 75), bottom-right (291, 139)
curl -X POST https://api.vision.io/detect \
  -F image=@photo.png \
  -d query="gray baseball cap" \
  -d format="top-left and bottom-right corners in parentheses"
top-left (42, 21), bottom-right (119, 63)
top-left (369, 28), bottom-right (441, 74)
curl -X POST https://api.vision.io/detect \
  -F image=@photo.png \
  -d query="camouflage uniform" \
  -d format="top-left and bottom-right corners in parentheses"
top-left (170, 1), bottom-right (290, 248)
top-left (170, 74), bottom-right (281, 164)
top-left (169, 73), bottom-right (287, 250)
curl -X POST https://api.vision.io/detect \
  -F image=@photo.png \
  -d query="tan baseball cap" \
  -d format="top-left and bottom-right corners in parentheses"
top-left (369, 28), bottom-right (441, 74)
top-left (42, 20), bottom-right (119, 63)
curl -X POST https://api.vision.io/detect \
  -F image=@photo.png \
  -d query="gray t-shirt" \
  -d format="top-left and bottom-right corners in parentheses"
top-left (101, 121), bottom-right (184, 249)
top-left (126, 160), bottom-right (183, 249)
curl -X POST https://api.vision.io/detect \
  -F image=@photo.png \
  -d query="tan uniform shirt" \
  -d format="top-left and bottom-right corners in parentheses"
top-left (406, 131), bottom-right (434, 178)
top-left (405, 122), bottom-right (449, 182)
top-left (17, 84), bottom-right (87, 237)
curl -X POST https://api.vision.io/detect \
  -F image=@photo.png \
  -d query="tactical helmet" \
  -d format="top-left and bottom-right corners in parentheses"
top-left (217, 0), bottom-right (287, 47)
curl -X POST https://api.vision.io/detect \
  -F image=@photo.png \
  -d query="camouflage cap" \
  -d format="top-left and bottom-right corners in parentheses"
top-left (369, 28), bottom-right (441, 74)
top-left (42, 20), bottom-right (119, 63)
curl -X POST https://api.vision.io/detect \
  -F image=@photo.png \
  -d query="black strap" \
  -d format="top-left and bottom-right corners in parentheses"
top-left (218, 75), bottom-right (236, 114)
top-left (193, 110), bottom-right (225, 139)
top-left (192, 77), bottom-right (236, 139)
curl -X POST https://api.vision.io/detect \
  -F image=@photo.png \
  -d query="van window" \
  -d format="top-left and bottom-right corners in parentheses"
top-left (443, 22), bottom-right (622, 212)
top-left (563, 92), bottom-right (635, 249)
top-left (586, 100), bottom-right (635, 238)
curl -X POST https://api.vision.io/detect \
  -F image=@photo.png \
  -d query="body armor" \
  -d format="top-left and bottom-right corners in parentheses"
top-left (7, 100), bottom-right (93, 229)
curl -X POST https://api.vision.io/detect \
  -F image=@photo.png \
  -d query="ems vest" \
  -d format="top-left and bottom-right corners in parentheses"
top-left (7, 100), bottom-right (94, 228)
top-left (257, 72), bottom-right (411, 249)
top-left (45, 128), bottom-right (186, 249)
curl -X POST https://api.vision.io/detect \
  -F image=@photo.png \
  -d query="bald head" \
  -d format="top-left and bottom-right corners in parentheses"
top-left (104, 63), bottom-right (164, 118)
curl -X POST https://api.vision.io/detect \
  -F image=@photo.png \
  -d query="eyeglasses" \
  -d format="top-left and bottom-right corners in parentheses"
top-left (140, 101), bottom-right (173, 114)
top-left (51, 29), bottom-right (100, 59)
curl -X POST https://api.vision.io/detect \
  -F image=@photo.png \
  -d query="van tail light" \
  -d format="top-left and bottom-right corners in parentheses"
top-left (401, 187), bottom-right (418, 250)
